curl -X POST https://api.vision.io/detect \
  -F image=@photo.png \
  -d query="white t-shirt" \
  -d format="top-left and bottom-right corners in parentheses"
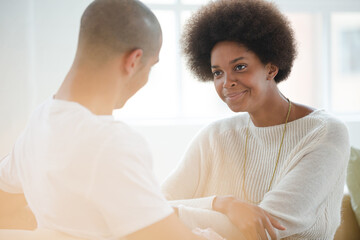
top-left (0, 99), bottom-right (173, 240)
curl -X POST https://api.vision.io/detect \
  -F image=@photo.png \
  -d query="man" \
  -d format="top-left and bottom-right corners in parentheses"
top-left (0, 0), bottom-right (223, 239)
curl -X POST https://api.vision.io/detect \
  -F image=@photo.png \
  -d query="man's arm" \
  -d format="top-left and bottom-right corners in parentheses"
top-left (0, 216), bottom-right (223, 240)
top-left (0, 190), bottom-right (37, 230)
top-left (0, 152), bottom-right (36, 230)
top-left (125, 213), bottom-right (223, 240)
top-left (0, 229), bottom-right (87, 240)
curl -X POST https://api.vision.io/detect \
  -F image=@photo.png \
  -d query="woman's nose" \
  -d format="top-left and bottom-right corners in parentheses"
top-left (223, 74), bottom-right (237, 88)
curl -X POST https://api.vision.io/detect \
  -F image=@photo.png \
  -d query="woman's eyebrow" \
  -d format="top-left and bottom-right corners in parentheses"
top-left (229, 56), bottom-right (245, 64)
top-left (211, 56), bottom-right (246, 69)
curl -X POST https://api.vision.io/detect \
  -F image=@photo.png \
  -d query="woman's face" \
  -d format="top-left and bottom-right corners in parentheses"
top-left (210, 41), bottom-right (275, 113)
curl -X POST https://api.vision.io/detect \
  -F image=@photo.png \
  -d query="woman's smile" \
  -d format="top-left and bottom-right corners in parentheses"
top-left (224, 90), bottom-right (248, 103)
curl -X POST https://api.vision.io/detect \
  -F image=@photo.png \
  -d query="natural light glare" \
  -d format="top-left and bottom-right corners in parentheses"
top-left (113, 10), bottom-right (179, 120)
top-left (331, 13), bottom-right (360, 113)
top-left (181, 0), bottom-right (209, 4)
top-left (141, 0), bottom-right (175, 4)
top-left (278, 13), bottom-right (321, 109)
top-left (115, 1), bottom-right (360, 120)
top-left (181, 11), bottom-right (233, 119)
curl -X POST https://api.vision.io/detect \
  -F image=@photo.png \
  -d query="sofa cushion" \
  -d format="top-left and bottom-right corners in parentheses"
top-left (347, 146), bottom-right (360, 227)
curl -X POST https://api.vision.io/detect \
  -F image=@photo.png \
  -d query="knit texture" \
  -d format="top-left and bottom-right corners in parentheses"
top-left (162, 110), bottom-right (350, 240)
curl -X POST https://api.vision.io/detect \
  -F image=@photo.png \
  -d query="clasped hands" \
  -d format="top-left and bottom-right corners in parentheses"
top-left (213, 196), bottom-right (286, 240)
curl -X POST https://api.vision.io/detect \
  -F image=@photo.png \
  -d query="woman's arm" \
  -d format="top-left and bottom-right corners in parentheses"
top-left (168, 196), bottom-right (215, 209)
top-left (213, 118), bottom-right (350, 239)
top-left (212, 195), bottom-right (284, 240)
top-left (260, 120), bottom-right (349, 238)
top-left (162, 124), bottom-right (282, 239)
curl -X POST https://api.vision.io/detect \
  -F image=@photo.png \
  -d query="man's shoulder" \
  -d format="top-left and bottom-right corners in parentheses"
top-left (94, 120), bottom-right (151, 161)
top-left (101, 120), bottom-right (146, 145)
top-left (29, 99), bottom-right (150, 159)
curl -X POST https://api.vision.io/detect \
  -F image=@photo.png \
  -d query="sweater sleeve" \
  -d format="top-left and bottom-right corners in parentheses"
top-left (162, 125), bottom-right (248, 240)
top-left (168, 196), bottom-right (215, 209)
top-left (260, 118), bottom-right (350, 238)
top-left (161, 127), bottom-right (211, 202)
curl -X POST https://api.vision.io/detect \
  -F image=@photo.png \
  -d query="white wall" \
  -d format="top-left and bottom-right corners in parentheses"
top-left (129, 122), bottom-right (207, 183)
top-left (0, 0), bottom-right (33, 158)
top-left (0, 0), bottom-right (90, 158)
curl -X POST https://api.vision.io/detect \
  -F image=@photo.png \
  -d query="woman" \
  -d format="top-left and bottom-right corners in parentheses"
top-left (162, 0), bottom-right (350, 239)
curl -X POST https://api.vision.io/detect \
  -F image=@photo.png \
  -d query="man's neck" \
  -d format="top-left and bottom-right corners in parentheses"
top-left (55, 65), bottom-right (124, 115)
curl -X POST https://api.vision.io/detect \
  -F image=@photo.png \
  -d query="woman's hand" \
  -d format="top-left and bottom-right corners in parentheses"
top-left (213, 196), bottom-right (285, 240)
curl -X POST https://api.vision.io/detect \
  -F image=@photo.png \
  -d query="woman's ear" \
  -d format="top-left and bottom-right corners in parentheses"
top-left (266, 63), bottom-right (279, 81)
top-left (124, 49), bottom-right (143, 76)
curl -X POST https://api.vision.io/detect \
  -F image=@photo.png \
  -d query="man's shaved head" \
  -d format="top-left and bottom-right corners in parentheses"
top-left (78, 0), bottom-right (161, 62)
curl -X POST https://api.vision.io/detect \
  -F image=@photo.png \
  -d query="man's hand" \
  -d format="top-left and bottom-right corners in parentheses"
top-left (172, 206), bottom-right (179, 216)
top-left (213, 196), bottom-right (285, 240)
top-left (192, 227), bottom-right (226, 240)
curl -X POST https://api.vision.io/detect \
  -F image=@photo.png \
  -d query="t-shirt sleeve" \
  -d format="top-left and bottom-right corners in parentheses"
top-left (87, 132), bottom-right (173, 238)
top-left (0, 152), bottom-right (23, 193)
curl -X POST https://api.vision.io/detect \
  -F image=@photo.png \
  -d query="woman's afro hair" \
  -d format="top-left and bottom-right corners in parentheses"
top-left (181, 0), bottom-right (297, 83)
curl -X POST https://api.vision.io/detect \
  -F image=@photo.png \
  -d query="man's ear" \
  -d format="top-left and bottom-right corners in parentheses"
top-left (266, 63), bottom-right (279, 81)
top-left (124, 49), bottom-right (143, 76)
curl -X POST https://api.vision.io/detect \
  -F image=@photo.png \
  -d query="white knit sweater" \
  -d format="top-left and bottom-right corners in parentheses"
top-left (162, 110), bottom-right (350, 240)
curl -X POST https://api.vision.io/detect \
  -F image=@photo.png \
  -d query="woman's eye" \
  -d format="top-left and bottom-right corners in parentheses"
top-left (212, 70), bottom-right (222, 77)
top-left (234, 64), bottom-right (246, 71)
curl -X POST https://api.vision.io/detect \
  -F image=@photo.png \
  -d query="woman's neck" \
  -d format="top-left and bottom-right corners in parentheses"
top-left (248, 91), bottom-right (291, 127)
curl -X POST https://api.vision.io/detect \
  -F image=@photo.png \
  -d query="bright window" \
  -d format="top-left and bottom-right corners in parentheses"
top-left (103, 1), bottom-right (360, 120)
top-left (5, 0), bottom-right (358, 122)
top-left (331, 13), bottom-right (360, 114)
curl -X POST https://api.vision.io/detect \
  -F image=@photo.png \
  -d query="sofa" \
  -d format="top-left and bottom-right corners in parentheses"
top-left (334, 194), bottom-right (360, 240)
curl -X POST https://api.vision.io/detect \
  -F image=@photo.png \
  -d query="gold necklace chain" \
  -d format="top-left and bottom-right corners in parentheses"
top-left (242, 99), bottom-right (292, 204)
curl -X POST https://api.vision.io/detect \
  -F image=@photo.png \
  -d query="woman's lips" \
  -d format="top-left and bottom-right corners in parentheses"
top-left (225, 90), bottom-right (248, 101)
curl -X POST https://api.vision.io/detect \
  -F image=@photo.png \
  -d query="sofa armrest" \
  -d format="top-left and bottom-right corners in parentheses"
top-left (334, 194), bottom-right (360, 240)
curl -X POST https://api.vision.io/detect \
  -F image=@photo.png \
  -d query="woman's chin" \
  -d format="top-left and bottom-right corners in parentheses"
top-left (227, 104), bottom-right (247, 113)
